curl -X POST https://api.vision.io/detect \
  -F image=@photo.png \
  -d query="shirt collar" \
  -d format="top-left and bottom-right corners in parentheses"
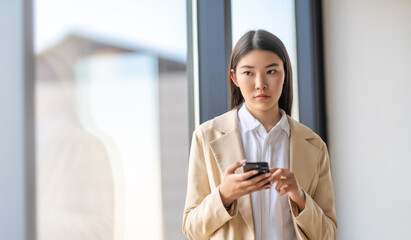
top-left (238, 103), bottom-right (290, 137)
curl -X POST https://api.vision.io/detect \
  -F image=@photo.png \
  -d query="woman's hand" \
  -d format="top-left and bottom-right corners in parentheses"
top-left (270, 168), bottom-right (306, 211)
top-left (219, 160), bottom-right (273, 208)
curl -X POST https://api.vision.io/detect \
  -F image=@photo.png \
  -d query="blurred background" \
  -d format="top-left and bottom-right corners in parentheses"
top-left (0, 0), bottom-right (410, 240)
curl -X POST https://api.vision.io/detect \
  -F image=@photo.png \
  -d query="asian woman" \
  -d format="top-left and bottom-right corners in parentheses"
top-left (183, 29), bottom-right (337, 240)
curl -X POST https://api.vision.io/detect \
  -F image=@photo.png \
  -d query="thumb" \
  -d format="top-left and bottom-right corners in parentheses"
top-left (225, 159), bottom-right (247, 175)
top-left (269, 168), bottom-right (280, 174)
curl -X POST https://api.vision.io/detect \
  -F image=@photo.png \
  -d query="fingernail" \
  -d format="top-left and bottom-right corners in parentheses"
top-left (253, 170), bottom-right (259, 174)
top-left (240, 160), bottom-right (247, 165)
top-left (265, 173), bottom-right (271, 177)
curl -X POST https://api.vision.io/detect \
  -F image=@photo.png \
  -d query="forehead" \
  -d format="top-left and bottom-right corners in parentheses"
top-left (237, 49), bottom-right (283, 68)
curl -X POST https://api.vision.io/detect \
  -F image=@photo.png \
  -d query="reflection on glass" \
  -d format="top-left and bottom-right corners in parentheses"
top-left (35, 1), bottom-right (188, 239)
top-left (231, 0), bottom-right (299, 119)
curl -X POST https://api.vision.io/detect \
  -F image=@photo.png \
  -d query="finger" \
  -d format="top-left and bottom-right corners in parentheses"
top-left (239, 169), bottom-right (260, 181)
top-left (275, 172), bottom-right (297, 188)
top-left (254, 179), bottom-right (275, 192)
top-left (244, 173), bottom-right (273, 192)
top-left (225, 160), bottom-right (247, 175)
top-left (278, 188), bottom-right (288, 197)
top-left (271, 168), bottom-right (288, 178)
top-left (274, 184), bottom-right (289, 196)
top-left (272, 168), bottom-right (292, 183)
top-left (278, 186), bottom-right (288, 196)
top-left (275, 179), bottom-right (293, 192)
top-left (269, 168), bottom-right (280, 174)
top-left (247, 172), bottom-right (272, 185)
top-left (274, 175), bottom-right (287, 184)
top-left (252, 182), bottom-right (272, 193)
top-left (264, 182), bottom-right (274, 189)
top-left (256, 174), bottom-right (274, 188)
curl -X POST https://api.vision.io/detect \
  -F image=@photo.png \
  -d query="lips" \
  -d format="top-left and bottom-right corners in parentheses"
top-left (255, 93), bottom-right (270, 99)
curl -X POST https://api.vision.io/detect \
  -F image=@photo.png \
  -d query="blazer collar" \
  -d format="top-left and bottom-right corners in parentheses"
top-left (210, 107), bottom-right (239, 133)
top-left (209, 108), bottom-right (319, 236)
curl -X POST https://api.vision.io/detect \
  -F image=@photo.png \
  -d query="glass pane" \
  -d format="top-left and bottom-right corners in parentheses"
top-left (35, 1), bottom-right (188, 239)
top-left (231, 0), bottom-right (299, 119)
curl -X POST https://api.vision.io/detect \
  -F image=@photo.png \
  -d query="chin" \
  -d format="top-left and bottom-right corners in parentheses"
top-left (250, 103), bottom-right (277, 112)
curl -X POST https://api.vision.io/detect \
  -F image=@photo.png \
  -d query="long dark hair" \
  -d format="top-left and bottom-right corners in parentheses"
top-left (228, 30), bottom-right (293, 115)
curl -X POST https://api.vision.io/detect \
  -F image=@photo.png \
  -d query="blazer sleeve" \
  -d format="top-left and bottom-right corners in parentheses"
top-left (182, 129), bottom-right (239, 240)
top-left (289, 143), bottom-right (338, 240)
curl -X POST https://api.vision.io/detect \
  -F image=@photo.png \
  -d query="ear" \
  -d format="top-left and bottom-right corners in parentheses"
top-left (231, 69), bottom-right (239, 87)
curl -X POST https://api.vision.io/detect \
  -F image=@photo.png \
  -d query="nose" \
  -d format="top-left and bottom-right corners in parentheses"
top-left (255, 73), bottom-right (267, 90)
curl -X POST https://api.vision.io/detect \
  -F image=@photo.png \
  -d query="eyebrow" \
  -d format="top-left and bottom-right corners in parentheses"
top-left (239, 63), bottom-right (280, 68)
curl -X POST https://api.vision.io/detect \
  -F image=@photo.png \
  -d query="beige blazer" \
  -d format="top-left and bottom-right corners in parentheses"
top-left (182, 108), bottom-right (337, 240)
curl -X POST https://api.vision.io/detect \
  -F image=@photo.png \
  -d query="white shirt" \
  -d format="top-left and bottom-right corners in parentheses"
top-left (237, 104), bottom-right (296, 240)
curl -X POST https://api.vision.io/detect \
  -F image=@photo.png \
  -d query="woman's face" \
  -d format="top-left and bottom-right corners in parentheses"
top-left (231, 49), bottom-right (285, 116)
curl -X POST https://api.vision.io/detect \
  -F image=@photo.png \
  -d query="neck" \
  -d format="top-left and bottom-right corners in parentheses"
top-left (245, 104), bottom-right (281, 133)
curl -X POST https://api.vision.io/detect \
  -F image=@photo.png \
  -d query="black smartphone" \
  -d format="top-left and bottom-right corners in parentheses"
top-left (243, 162), bottom-right (269, 178)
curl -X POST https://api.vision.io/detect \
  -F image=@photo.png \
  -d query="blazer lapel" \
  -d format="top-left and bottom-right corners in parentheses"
top-left (208, 109), bottom-right (255, 237)
top-left (288, 116), bottom-right (319, 193)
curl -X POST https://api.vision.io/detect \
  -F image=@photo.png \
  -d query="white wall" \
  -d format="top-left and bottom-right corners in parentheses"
top-left (323, 0), bottom-right (411, 239)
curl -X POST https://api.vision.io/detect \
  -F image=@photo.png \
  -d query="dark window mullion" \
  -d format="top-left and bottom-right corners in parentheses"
top-left (295, 0), bottom-right (328, 143)
top-left (197, 0), bottom-right (232, 123)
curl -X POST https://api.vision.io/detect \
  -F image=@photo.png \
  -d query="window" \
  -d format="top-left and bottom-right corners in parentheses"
top-left (35, 0), bottom-right (188, 239)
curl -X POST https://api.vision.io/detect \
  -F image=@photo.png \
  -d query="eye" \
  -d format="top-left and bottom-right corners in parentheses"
top-left (243, 71), bottom-right (253, 76)
top-left (267, 69), bottom-right (277, 74)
